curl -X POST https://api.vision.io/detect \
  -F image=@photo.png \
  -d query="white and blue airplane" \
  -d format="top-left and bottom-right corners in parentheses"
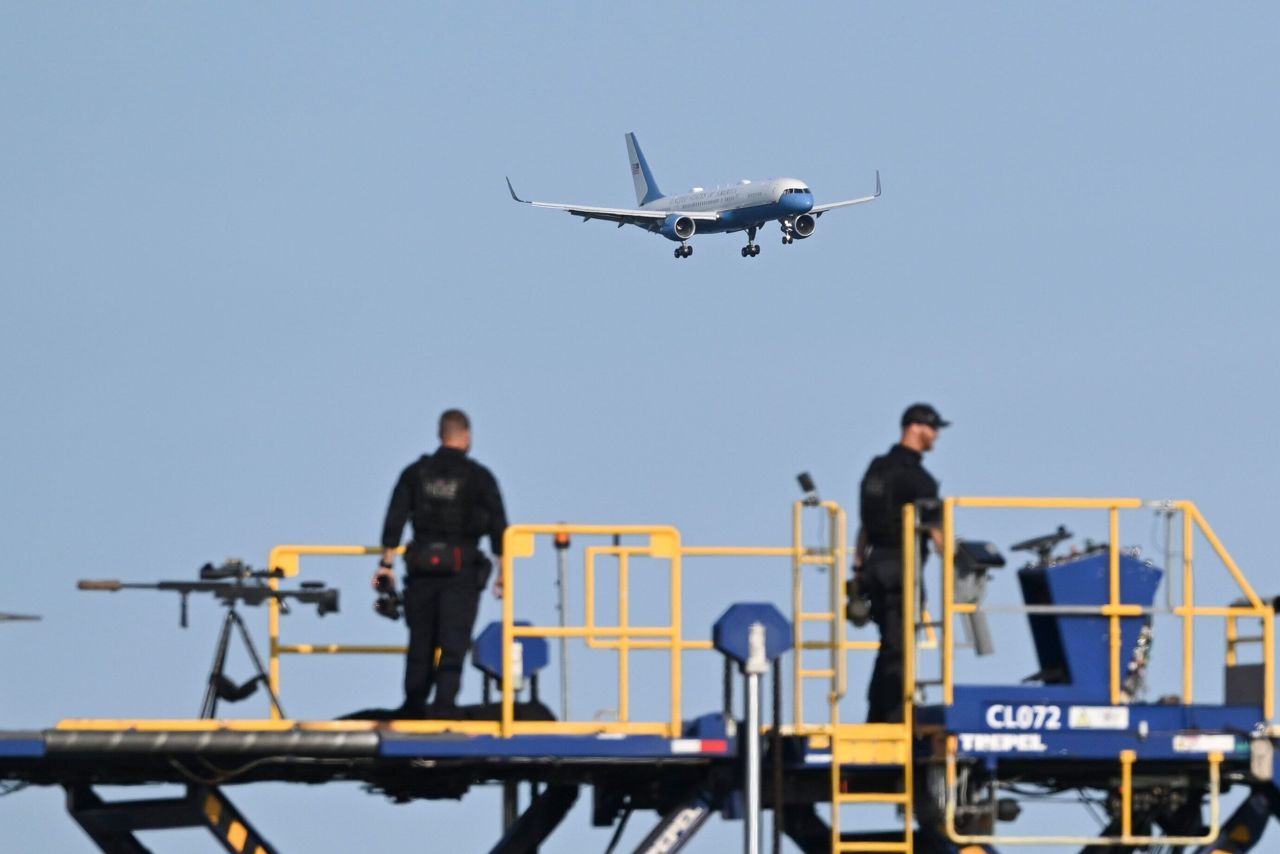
top-left (506, 133), bottom-right (879, 259)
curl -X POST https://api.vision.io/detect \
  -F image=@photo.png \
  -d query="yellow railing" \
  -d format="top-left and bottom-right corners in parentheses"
top-left (498, 519), bottom-right (853, 737)
top-left (925, 498), bottom-right (1273, 720)
top-left (264, 544), bottom-right (406, 721)
top-left (262, 528), bottom-right (823, 735)
top-left (264, 497), bottom-right (1273, 742)
top-left (264, 509), bottom-right (859, 736)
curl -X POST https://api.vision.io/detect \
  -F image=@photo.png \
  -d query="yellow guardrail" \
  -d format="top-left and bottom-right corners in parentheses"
top-left (262, 495), bottom-right (1271, 752)
top-left (264, 544), bottom-right (406, 720)
top-left (498, 518), bottom-right (850, 737)
top-left (926, 498), bottom-right (1273, 720)
top-left (263, 528), bottom-right (825, 735)
top-left (264, 506), bottom-right (862, 736)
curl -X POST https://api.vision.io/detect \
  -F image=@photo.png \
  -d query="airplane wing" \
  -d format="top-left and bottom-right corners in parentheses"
top-left (506, 178), bottom-right (718, 231)
top-left (809, 170), bottom-right (881, 218)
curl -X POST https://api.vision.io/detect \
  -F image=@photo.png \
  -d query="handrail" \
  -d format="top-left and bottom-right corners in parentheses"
top-left (582, 545), bottom-right (793, 653)
top-left (264, 543), bottom-right (405, 721)
top-left (930, 498), bottom-right (1274, 719)
top-left (944, 735), bottom-right (1223, 846)
top-left (264, 530), bottom-right (820, 734)
top-left (902, 503), bottom-right (917, 725)
top-left (500, 524), bottom-right (684, 737)
top-left (262, 496), bottom-right (1272, 746)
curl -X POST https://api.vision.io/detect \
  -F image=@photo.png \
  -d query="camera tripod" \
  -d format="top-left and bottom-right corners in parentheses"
top-left (199, 601), bottom-right (285, 719)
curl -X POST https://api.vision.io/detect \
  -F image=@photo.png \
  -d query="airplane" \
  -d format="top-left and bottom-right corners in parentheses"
top-left (506, 133), bottom-right (880, 259)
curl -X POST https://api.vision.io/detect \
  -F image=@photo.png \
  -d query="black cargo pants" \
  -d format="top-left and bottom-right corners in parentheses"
top-left (402, 564), bottom-right (481, 712)
top-left (862, 547), bottom-right (905, 723)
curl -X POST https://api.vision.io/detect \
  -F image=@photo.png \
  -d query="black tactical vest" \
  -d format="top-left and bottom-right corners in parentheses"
top-left (860, 453), bottom-right (903, 548)
top-left (411, 452), bottom-right (481, 543)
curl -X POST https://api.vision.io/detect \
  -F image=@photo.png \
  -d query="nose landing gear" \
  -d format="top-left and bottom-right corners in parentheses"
top-left (740, 226), bottom-right (761, 258)
top-left (781, 222), bottom-right (795, 244)
top-left (674, 243), bottom-right (693, 259)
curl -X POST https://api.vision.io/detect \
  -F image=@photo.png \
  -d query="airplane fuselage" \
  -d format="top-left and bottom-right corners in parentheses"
top-left (507, 132), bottom-right (878, 259)
top-left (641, 178), bottom-right (814, 235)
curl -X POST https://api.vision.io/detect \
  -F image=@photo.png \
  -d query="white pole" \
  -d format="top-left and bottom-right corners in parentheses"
top-left (1164, 507), bottom-right (1175, 611)
top-left (556, 543), bottom-right (570, 720)
top-left (744, 622), bottom-right (768, 854)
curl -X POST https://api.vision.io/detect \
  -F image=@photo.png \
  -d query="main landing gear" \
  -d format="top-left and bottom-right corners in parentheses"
top-left (740, 226), bottom-right (761, 258)
top-left (674, 243), bottom-right (693, 259)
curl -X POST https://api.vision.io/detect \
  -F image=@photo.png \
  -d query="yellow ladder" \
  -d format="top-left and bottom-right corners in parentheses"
top-left (792, 500), bottom-right (919, 850)
top-left (829, 723), bottom-right (914, 853)
top-left (791, 501), bottom-right (848, 728)
top-left (828, 502), bottom-right (921, 851)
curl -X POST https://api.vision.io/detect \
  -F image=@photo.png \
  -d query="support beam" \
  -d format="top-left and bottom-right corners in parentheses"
top-left (780, 804), bottom-right (831, 854)
top-left (65, 787), bottom-right (150, 854)
top-left (488, 784), bottom-right (578, 854)
top-left (66, 785), bottom-right (277, 854)
top-left (631, 792), bottom-right (712, 854)
top-left (1192, 787), bottom-right (1278, 853)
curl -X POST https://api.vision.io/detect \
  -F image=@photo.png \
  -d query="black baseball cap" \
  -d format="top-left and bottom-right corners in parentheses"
top-left (901, 403), bottom-right (950, 430)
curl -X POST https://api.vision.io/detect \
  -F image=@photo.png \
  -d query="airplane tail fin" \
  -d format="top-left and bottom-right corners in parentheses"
top-left (625, 133), bottom-right (663, 206)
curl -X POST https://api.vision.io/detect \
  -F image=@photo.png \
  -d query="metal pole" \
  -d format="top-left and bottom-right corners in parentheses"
top-left (744, 622), bottom-right (768, 854)
top-left (1163, 506), bottom-right (1175, 611)
top-left (555, 530), bottom-right (571, 720)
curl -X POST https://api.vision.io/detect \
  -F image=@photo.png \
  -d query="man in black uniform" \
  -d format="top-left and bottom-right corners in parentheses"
top-left (374, 409), bottom-right (507, 717)
top-left (853, 403), bottom-right (949, 723)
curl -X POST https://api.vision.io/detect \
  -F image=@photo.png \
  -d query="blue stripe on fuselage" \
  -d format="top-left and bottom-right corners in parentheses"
top-left (692, 193), bottom-right (813, 235)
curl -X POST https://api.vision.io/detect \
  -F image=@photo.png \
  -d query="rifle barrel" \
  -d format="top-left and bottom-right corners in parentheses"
top-left (76, 578), bottom-right (335, 615)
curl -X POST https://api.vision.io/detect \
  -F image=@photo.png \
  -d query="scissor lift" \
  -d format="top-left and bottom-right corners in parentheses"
top-left (1, 496), bottom-right (1278, 852)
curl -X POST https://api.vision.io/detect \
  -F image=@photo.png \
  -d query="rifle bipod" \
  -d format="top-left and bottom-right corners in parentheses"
top-left (200, 603), bottom-right (284, 719)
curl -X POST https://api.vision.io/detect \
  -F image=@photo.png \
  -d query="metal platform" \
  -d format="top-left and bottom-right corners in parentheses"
top-left (3, 497), bottom-right (1280, 853)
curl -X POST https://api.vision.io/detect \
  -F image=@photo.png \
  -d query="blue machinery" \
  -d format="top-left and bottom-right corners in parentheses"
top-left (2, 496), bottom-right (1279, 853)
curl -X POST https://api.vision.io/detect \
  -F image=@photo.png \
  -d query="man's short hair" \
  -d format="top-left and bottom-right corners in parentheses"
top-left (439, 409), bottom-right (471, 440)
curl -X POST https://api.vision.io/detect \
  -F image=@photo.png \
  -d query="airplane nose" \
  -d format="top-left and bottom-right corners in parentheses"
top-left (782, 193), bottom-right (814, 214)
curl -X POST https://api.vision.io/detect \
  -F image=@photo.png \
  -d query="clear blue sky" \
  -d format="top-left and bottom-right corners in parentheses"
top-left (3, 4), bottom-right (1279, 851)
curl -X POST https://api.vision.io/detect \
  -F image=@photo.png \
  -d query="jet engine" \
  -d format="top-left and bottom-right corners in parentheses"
top-left (791, 213), bottom-right (816, 239)
top-left (660, 214), bottom-right (697, 242)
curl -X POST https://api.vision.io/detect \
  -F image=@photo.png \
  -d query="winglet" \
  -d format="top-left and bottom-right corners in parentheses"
top-left (506, 176), bottom-right (529, 204)
top-left (874, 169), bottom-right (882, 198)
